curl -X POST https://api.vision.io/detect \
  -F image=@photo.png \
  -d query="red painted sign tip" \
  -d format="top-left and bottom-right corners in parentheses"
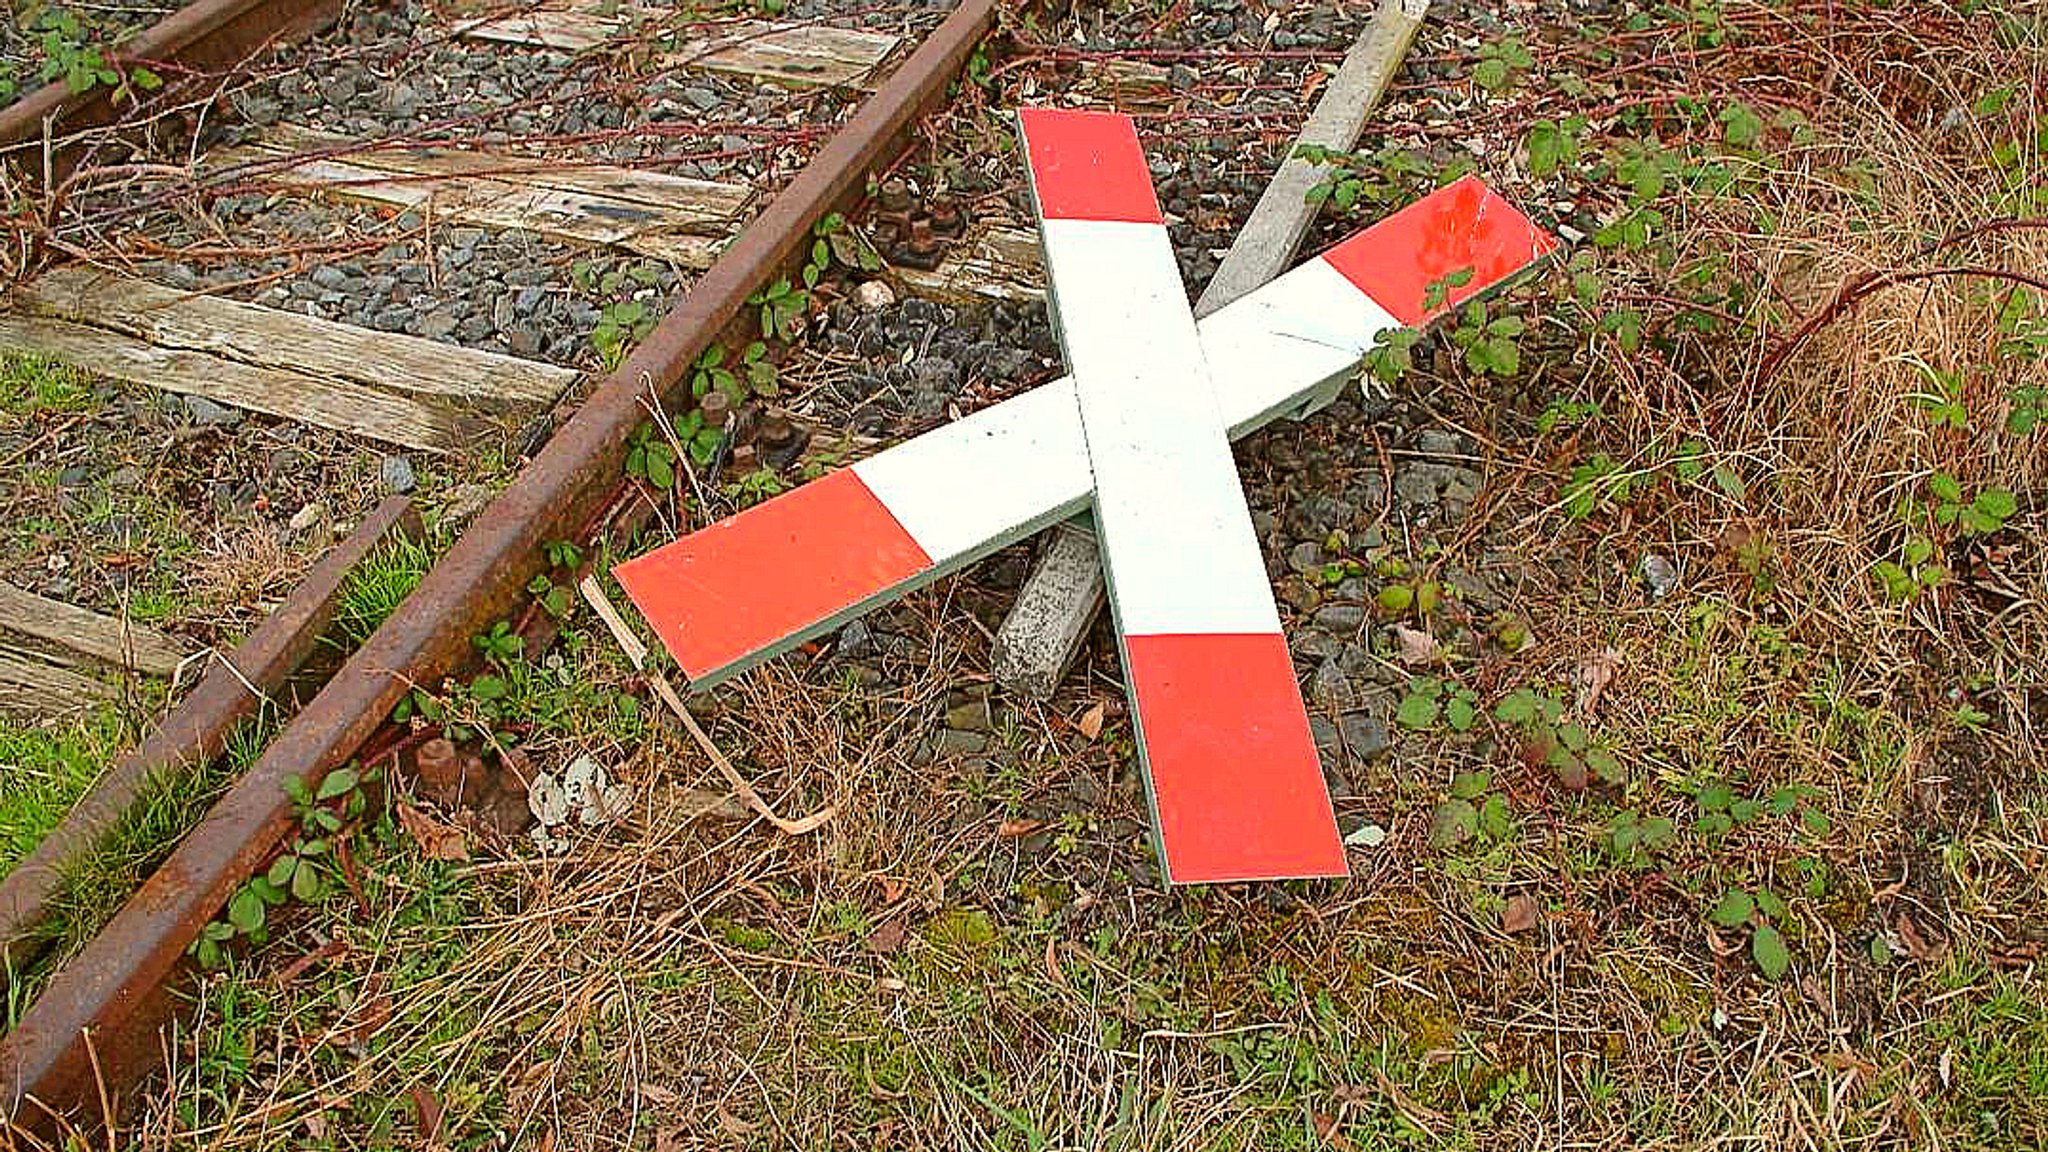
top-left (1124, 633), bottom-right (1348, 883)
top-left (1017, 107), bottom-right (1164, 226)
top-left (1320, 174), bottom-right (1559, 328)
top-left (613, 470), bottom-right (933, 681)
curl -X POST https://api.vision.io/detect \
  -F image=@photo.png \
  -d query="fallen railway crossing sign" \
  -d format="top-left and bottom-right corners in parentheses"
top-left (616, 108), bottom-right (1557, 884)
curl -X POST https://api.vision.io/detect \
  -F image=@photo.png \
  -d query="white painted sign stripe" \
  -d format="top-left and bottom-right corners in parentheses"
top-left (1031, 214), bottom-right (1282, 637)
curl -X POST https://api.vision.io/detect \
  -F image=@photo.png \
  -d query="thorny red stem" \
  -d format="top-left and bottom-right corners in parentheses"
top-left (1757, 259), bottom-right (2048, 387)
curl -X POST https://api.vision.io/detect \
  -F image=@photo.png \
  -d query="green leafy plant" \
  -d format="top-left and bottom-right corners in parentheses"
top-left (472, 620), bottom-right (523, 667)
top-left (692, 341), bottom-right (779, 402)
top-left (1560, 454), bottom-right (1639, 519)
top-left (1310, 555), bottom-right (1365, 588)
top-left (1448, 299), bottom-right (1524, 376)
top-left (1472, 36), bottom-right (1533, 92)
top-left (625, 420), bottom-right (678, 490)
top-left (1358, 328), bottom-right (1422, 391)
top-left (1397, 676), bottom-right (1479, 733)
top-left (1694, 782), bottom-right (1830, 841)
top-left (593, 300), bottom-right (654, 369)
top-left (1423, 266), bottom-right (1476, 313)
top-left (33, 9), bottom-right (159, 98)
top-left (1536, 397), bottom-right (1603, 435)
top-left (1996, 288), bottom-right (2048, 362)
top-left (673, 410), bottom-right (725, 468)
top-left (1708, 886), bottom-right (1792, 981)
top-left (724, 467), bottom-right (790, 507)
top-left (191, 765), bottom-right (378, 969)
top-left (1375, 563), bottom-right (1444, 619)
top-left (1525, 116), bottom-right (1585, 179)
top-left (1429, 769), bottom-right (1513, 849)
top-left (1606, 808), bottom-right (1676, 868)
top-left (1873, 534), bottom-right (1945, 603)
top-left (809, 211), bottom-right (882, 278)
top-left (1298, 144), bottom-right (1437, 214)
top-left (1718, 100), bottom-right (1764, 148)
top-left (1927, 472), bottom-right (2017, 536)
top-left (748, 276), bottom-right (807, 341)
top-left (624, 411), bottom-right (724, 491)
top-left (1907, 361), bottom-right (1969, 430)
top-left (964, 43), bottom-right (993, 89)
top-left (2007, 385), bottom-right (2047, 435)
top-left (1497, 686), bottom-right (1623, 788)
top-left (526, 539), bottom-right (585, 619)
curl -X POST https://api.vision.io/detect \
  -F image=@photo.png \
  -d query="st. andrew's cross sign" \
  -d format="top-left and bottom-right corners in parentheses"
top-left (616, 108), bottom-right (1557, 884)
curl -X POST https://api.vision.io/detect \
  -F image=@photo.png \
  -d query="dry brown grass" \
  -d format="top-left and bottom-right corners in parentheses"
top-left (64, 5), bottom-right (2048, 1152)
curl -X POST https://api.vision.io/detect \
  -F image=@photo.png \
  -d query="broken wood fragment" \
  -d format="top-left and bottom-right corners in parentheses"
top-left (458, 8), bottom-right (899, 89)
top-left (216, 125), bottom-right (749, 268)
top-left (0, 581), bottom-right (196, 679)
top-left (2, 270), bottom-right (578, 453)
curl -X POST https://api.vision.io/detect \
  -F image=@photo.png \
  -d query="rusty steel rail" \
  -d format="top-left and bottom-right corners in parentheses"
top-left (0, 497), bottom-right (420, 976)
top-left (0, 0), bottom-right (342, 183)
top-left (0, 0), bottom-right (999, 1135)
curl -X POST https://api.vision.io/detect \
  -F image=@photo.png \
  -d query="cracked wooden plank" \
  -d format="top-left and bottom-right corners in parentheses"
top-left (674, 21), bottom-right (898, 88)
top-left (893, 225), bottom-right (1043, 305)
top-left (217, 125), bottom-right (745, 268)
top-left (0, 647), bottom-right (112, 717)
top-left (22, 267), bottom-right (577, 411)
top-left (0, 310), bottom-right (501, 453)
top-left (459, 7), bottom-right (899, 88)
top-left (0, 582), bottom-right (196, 678)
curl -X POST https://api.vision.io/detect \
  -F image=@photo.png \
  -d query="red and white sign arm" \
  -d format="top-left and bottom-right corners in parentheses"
top-left (615, 178), bottom-right (1556, 687)
top-left (1017, 107), bottom-right (1341, 883)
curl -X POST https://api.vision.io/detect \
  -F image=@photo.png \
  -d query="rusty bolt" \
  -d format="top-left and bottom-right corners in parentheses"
top-left (416, 737), bottom-right (459, 792)
top-left (699, 390), bottom-right (732, 427)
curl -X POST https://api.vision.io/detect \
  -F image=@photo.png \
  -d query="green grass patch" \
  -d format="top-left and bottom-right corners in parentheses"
top-left (0, 707), bottom-right (128, 878)
top-left (0, 352), bottom-right (97, 419)
top-left (331, 535), bottom-right (434, 647)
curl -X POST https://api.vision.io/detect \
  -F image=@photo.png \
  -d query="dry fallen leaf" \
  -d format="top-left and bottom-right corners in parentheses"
top-left (1897, 913), bottom-right (1948, 961)
top-left (333, 990), bottom-right (393, 1050)
top-left (1312, 1112), bottom-right (1359, 1152)
top-left (1501, 893), bottom-right (1539, 934)
top-left (1393, 624), bottom-right (1439, 666)
top-left (998, 818), bottom-right (1048, 839)
top-left (409, 1085), bottom-right (444, 1141)
top-left (1574, 647), bottom-right (1624, 719)
top-left (717, 1108), bottom-right (760, 1136)
top-left (1076, 701), bottom-right (1107, 741)
top-left (638, 1084), bottom-right (682, 1106)
top-left (528, 772), bottom-right (569, 827)
top-left (866, 917), bottom-right (908, 956)
top-left (396, 803), bottom-right (469, 862)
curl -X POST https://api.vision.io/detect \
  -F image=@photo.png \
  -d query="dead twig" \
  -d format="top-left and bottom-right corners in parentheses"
top-left (578, 576), bottom-right (834, 835)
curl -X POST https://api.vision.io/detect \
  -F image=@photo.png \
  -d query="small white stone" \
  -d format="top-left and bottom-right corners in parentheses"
top-left (853, 280), bottom-right (896, 311)
top-left (288, 501), bottom-right (329, 532)
top-left (528, 771), bottom-right (569, 827)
